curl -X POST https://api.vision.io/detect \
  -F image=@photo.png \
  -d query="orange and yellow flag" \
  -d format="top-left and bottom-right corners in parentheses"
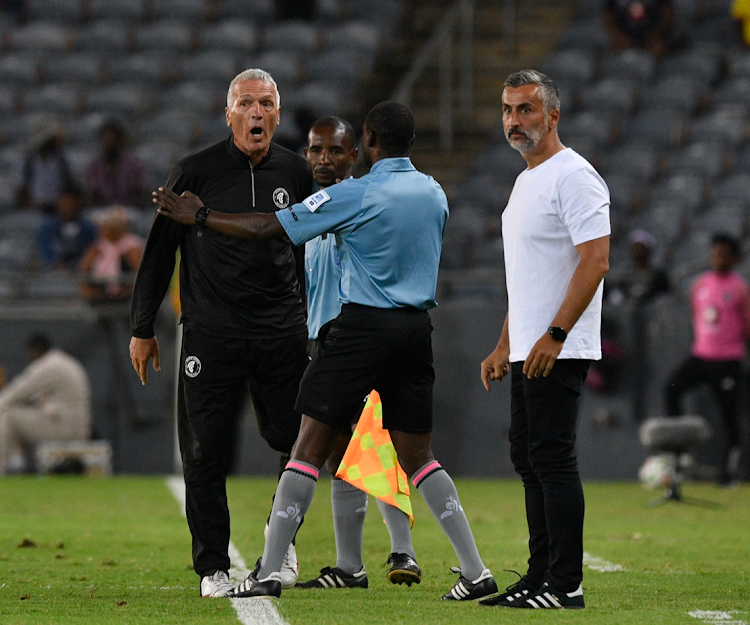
top-left (336, 391), bottom-right (414, 526)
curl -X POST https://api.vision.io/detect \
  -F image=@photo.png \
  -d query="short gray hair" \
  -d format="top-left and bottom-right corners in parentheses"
top-left (227, 68), bottom-right (280, 108)
top-left (503, 69), bottom-right (560, 114)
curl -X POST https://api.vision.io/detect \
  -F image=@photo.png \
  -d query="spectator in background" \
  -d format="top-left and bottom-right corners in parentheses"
top-left (732, 0), bottom-right (750, 46)
top-left (664, 233), bottom-right (750, 486)
top-left (17, 121), bottom-right (77, 214)
top-left (85, 119), bottom-right (146, 208)
top-left (0, 334), bottom-right (91, 474)
top-left (79, 206), bottom-right (144, 302)
top-left (607, 229), bottom-right (669, 306)
top-left (38, 185), bottom-right (97, 271)
top-left (605, 0), bottom-right (676, 56)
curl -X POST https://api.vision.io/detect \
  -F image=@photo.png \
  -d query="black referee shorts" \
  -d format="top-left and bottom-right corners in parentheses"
top-left (295, 303), bottom-right (435, 433)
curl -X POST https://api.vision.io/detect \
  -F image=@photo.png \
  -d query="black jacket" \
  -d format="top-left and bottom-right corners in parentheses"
top-left (130, 136), bottom-right (312, 339)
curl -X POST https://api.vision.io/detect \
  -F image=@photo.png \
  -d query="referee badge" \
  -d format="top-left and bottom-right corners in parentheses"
top-left (185, 356), bottom-right (202, 378)
top-left (272, 187), bottom-right (290, 208)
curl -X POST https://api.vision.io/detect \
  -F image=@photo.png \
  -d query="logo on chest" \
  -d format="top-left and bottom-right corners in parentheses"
top-left (273, 187), bottom-right (290, 208)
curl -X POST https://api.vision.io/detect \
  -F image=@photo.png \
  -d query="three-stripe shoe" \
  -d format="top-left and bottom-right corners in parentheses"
top-left (295, 565), bottom-right (368, 589)
top-left (504, 581), bottom-right (585, 609)
top-left (228, 570), bottom-right (282, 598)
top-left (440, 567), bottom-right (498, 601)
top-left (386, 553), bottom-right (421, 586)
top-left (479, 571), bottom-right (541, 607)
top-left (200, 570), bottom-right (234, 598)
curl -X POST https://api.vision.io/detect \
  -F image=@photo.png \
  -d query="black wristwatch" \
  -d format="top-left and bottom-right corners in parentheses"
top-left (194, 206), bottom-right (210, 227)
top-left (548, 326), bottom-right (568, 343)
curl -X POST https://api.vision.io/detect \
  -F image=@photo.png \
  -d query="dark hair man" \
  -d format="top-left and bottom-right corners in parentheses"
top-left (664, 232), bottom-right (750, 486)
top-left (296, 116), bottom-right (421, 589)
top-left (130, 68), bottom-right (312, 598)
top-left (152, 101), bottom-right (498, 603)
top-left (480, 70), bottom-right (610, 610)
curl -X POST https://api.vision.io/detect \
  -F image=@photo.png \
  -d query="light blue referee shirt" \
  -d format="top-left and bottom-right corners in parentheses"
top-left (304, 233), bottom-right (341, 339)
top-left (277, 157), bottom-right (449, 311)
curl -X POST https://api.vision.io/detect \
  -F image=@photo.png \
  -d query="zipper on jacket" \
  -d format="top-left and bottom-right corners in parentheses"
top-left (249, 160), bottom-right (256, 208)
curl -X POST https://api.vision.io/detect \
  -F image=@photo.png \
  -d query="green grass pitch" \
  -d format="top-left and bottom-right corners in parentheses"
top-left (0, 476), bottom-right (748, 624)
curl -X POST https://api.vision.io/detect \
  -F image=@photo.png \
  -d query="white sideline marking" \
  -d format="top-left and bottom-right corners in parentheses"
top-left (583, 551), bottom-right (626, 572)
top-left (688, 611), bottom-right (748, 625)
top-left (166, 476), bottom-right (290, 625)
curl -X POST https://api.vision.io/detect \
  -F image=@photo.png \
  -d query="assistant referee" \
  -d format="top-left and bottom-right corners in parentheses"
top-left (129, 69), bottom-right (311, 597)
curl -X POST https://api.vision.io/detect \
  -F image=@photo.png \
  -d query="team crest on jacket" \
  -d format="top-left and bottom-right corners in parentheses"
top-left (273, 187), bottom-right (290, 208)
top-left (185, 356), bottom-right (201, 378)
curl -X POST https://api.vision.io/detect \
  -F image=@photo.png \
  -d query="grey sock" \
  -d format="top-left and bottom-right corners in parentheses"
top-left (259, 461), bottom-right (318, 579)
top-left (413, 461), bottom-right (484, 580)
top-left (376, 497), bottom-right (415, 558)
top-left (332, 478), bottom-right (367, 573)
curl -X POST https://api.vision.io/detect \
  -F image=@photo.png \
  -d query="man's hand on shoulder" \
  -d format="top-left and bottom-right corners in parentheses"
top-left (129, 336), bottom-right (161, 386)
top-left (153, 188), bottom-right (204, 225)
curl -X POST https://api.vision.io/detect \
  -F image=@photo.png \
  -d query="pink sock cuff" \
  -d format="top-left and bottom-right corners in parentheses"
top-left (412, 461), bottom-right (442, 487)
top-left (285, 461), bottom-right (320, 480)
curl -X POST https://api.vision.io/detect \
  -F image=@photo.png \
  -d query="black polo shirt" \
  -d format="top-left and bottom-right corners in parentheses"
top-left (131, 136), bottom-right (312, 339)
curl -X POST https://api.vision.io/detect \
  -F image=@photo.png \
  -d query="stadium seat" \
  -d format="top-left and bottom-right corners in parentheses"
top-left (43, 54), bottom-right (104, 85)
top-left (711, 173), bottom-right (750, 205)
top-left (307, 48), bottom-right (367, 93)
top-left (472, 144), bottom-right (526, 183)
top-left (0, 87), bottom-right (18, 115)
top-left (643, 76), bottom-right (706, 114)
top-left (135, 141), bottom-right (185, 187)
top-left (25, 272), bottom-right (81, 299)
top-left (219, 0), bottom-right (274, 23)
top-left (26, 0), bottom-right (85, 23)
top-left (108, 52), bottom-right (180, 84)
top-left (65, 113), bottom-right (109, 146)
top-left (0, 56), bottom-right (40, 86)
top-left (731, 143), bottom-right (750, 172)
top-left (555, 19), bottom-right (610, 51)
top-left (625, 109), bottom-right (687, 148)
top-left (603, 174), bottom-right (642, 213)
top-left (151, 0), bottom-right (207, 21)
top-left (180, 51), bottom-right (240, 83)
top-left (668, 141), bottom-right (727, 179)
top-left (347, 0), bottom-right (406, 29)
top-left (7, 22), bottom-right (71, 52)
top-left (689, 109), bottom-right (747, 147)
top-left (540, 50), bottom-right (597, 84)
top-left (599, 49), bottom-right (656, 81)
top-left (263, 21), bottom-right (320, 55)
top-left (134, 21), bottom-right (196, 53)
top-left (715, 77), bottom-right (750, 109)
top-left (198, 115), bottom-right (231, 146)
top-left (251, 50), bottom-right (302, 90)
top-left (578, 78), bottom-right (639, 115)
top-left (649, 175), bottom-right (706, 214)
top-left (162, 82), bottom-right (224, 114)
top-left (86, 84), bottom-right (153, 116)
top-left (658, 48), bottom-right (722, 83)
top-left (65, 145), bottom-right (97, 178)
top-left (692, 15), bottom-right (739, 45)
top-left (640, 200), bottom-right (689, 245)
top-left (600, 144), bottom-right (662, 182)
top-left (76, 21), bottom-right (133, 52)
top-left (696, 202), bottom-right (747, 235)
top-left (23, 84), bottom-right (83, 115)
top-left (88, 0), bottom-right (145, 21)
top-left (323, 21), bottom-right (380, 59)
top-left (561, 110), bottom-right (616, 147)
top-left (140, 111), bottom-right (202, 145)
top-left (200, 20), bottom-right (259, 53)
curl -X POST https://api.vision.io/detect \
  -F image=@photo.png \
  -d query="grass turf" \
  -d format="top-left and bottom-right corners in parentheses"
top-left (0, 476), bottom-right (748, 624)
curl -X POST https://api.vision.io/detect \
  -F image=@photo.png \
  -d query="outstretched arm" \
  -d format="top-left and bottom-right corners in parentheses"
top-left (152, 188), bottom-right (285, 240)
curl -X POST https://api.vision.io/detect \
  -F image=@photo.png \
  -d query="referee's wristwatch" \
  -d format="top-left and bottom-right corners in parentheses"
top-left (547, 326), bottom-right (568, 343)
top-left (194, 206), bottom-right (210, 227)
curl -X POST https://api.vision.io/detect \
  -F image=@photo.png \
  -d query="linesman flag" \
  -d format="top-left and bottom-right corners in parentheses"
top-left (336, 390), bottom-right (414, 527)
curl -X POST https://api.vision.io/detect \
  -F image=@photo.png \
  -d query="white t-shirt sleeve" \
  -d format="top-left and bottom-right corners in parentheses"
top-left (558, 168), bottom-right (611, 246)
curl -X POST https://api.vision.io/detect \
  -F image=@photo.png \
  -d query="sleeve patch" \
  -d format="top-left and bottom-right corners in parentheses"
top-left (302, 189), bottom-right (331, 212)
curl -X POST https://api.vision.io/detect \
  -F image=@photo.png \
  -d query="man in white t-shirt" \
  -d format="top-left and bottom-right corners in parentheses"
top-left (479, 70), bottom-right (610, 610)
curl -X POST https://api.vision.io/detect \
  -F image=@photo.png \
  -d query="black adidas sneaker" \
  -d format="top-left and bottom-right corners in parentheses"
top-left (295, 565), bottom-right (368, 589)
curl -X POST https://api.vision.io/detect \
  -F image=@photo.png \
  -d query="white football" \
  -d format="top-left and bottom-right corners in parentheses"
top-left (638, 455), bottom-right (675, 490)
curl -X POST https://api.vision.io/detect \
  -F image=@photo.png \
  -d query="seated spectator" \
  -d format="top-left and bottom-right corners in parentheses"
top-left (605, 0), bottom-right (675, 56)
top-left (38, 185), bottom-right (97, 271)
top-left (607, 229), bottom-right (670, 306)
top-left (79, 206), bottom-right (144, 302)
top-left (84, 119), bottom-right (146, 208)
top-left (732, 0), bottom-right (750, 46)
top-left (17, 122), bottom-right (77, 214)
top-left (0, 334), bottom-right (91, 474)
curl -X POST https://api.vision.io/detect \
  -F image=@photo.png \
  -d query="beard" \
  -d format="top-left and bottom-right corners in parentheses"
top-left (505, 122), bottom-right (546, 153)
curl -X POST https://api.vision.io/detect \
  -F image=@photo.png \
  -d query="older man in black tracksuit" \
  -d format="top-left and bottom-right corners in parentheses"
top-left (129, 69), bottom-right (311, 597)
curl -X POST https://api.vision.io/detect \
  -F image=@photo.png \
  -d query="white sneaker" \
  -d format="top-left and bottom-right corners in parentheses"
top-left (201, 570), bottom-right (234, 597)
top-left (265, 523), bottom-right (299, 589)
